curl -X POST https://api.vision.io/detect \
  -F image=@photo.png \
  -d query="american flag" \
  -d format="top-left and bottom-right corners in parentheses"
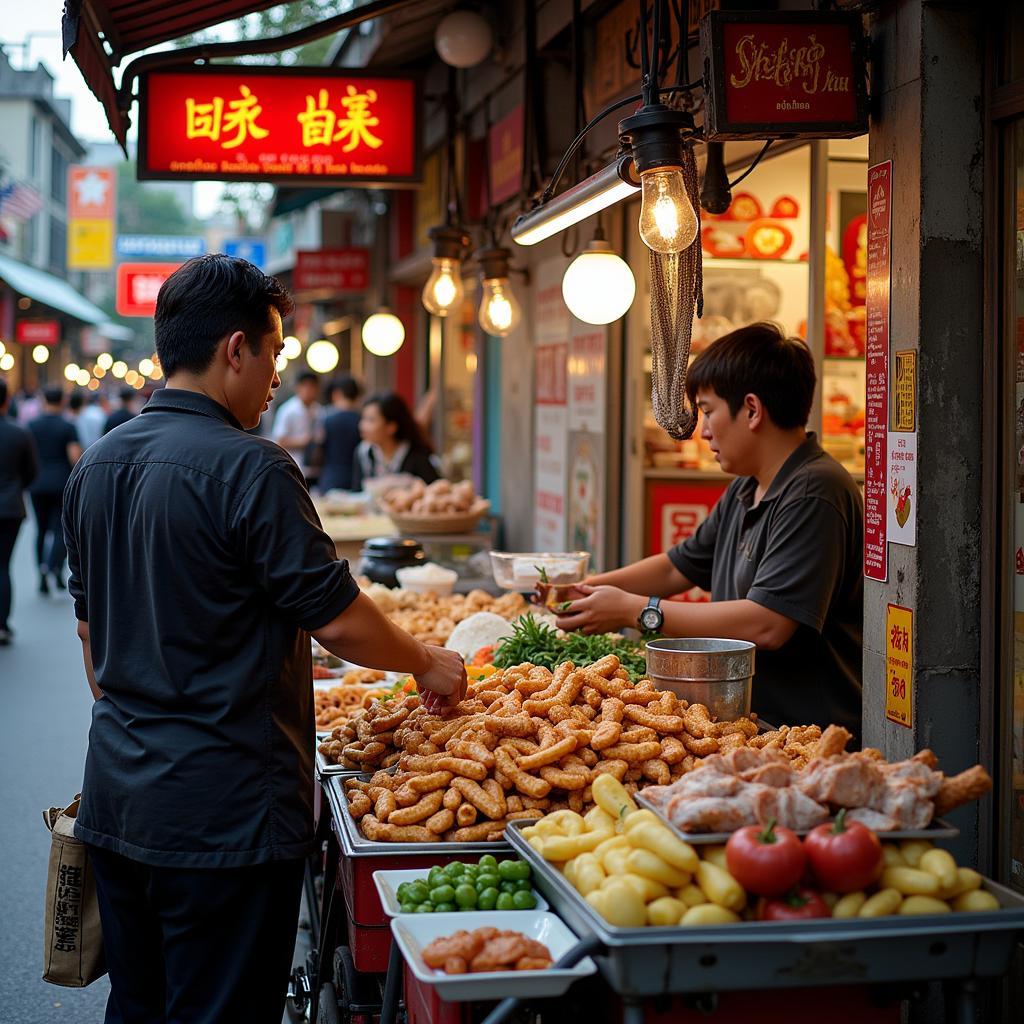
top-left (0, 181), bottom-right (44, 222)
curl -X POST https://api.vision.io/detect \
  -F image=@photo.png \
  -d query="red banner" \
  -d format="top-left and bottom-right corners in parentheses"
top-left (116, 263), bottom-right (182, 318)
top-left (488, 106), bottom-right (523, 206)
top-left (140, 68), bottom-right (420, 185)
top-left (293, 249), bottom-right (370, 293)
top-left (864, 160), bottom-right (892, 581)
top-left (15, 320), bottom-right (59, 345)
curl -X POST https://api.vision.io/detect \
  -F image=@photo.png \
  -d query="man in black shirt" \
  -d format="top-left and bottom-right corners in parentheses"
top-left (63, 255), bottom-right (466, 1023)
top-left (102, 386), bottom-right (137, 434)
top-left (556, 323), bottom-right (863, 736)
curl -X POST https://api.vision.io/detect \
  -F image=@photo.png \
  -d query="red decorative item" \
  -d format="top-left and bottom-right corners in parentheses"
top-left (769, 196), bottom-right (800, 219)
top-left (729, 192), bottom-right (763, 222)
top-left (701, 225), bottom-right (747, 258)
top-left (744, 219), bottom-right (794, 259)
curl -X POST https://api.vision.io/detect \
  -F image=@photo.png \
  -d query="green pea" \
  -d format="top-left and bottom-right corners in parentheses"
top-left (434, 902), bottom-right (456, 913)
top-left (454, 884), bottom-right (478, 909)
top-left (477, 873), bottom-right (500, 891)
top-left (495, 892), bottom-right (515, 911)
top-left (499, 859), bottom-right (531, 882)
top-left (396, 882), bottom-right (412, 901)
top-left (478, 855), bottom-right (499, 872)
top-left (429, 884), bottom-right (456, 906)
top-left (406, 882), bottom-right (429, 905)
top-left (399, 901), bottom-right (417, 914)
top-left (427, 867), bottom-right (445, 887)
top-left (513, 879), bottom-right (532, 893)
top-left (446, 862), bottom-right (467, 877)
top-left (477, 887), bottom-right (499, 911)
top-left (463, 865), bottom-right (479, 878)
top-left (499, 880), bottom-right (518, 895)
top-left (512, 890), bottom-right (537, 910)
top-left (415, 903), bottom-right (434, 913)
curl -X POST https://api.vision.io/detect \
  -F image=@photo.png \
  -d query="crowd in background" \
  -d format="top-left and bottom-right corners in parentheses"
top-left (0, 368), bottom-right (442, 646)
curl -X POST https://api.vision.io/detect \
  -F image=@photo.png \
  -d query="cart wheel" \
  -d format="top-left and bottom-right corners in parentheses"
top-left (316, 982), bottom-right (341, 1024)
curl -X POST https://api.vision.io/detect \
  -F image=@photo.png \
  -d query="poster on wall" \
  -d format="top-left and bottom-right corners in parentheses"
top-left (534, 258), bottom-right (571, 550)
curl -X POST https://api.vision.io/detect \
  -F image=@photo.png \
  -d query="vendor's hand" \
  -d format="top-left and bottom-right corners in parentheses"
top-left (416, 645), bottom-right (467, 711)
top-left (554, 584), bottom-right (641, 635)
top-left (530, 582), bottom-right (589, 607)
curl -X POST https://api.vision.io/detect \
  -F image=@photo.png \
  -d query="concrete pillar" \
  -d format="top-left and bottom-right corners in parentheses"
top-left (864, 1), bottom-right (985, 864)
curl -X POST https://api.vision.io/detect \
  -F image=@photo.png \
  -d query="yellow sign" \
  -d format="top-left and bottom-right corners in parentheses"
top-left (885, 604), bottom-right (913, 728)
top-left (68, 219), bottom-right (113, 270)
top-left (892, 349), bottom-right (917, 432)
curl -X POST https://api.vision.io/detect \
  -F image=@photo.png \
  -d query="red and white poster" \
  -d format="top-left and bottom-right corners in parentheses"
top-left (116, 262), bottom-right (182, 317)
top-left (864, 160), bottom-right (892, 581)
top-left (293, 249), bottom-right (369, 293)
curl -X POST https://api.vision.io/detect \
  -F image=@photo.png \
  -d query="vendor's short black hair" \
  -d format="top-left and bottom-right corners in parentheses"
top-left (0, 380), bottom-right (7, 407)
top-left (44, 386), bottom-right (64, 406)
top-left (154, 255), bottom-right (293, 377)
top-left (69, 391), bottom-right (84, 412)
top-left (329, 375), bottom-right (362, 402)
top-left (296, 371), bottom-right (319, 387)
top-left (686, 322), bottom-right (815, 429)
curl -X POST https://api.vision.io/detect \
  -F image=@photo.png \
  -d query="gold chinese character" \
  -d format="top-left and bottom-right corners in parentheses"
top-left (334, 85), bottom-right (383, 152)
top-left (297, 89), bottom-right (337, 148)
top-left (221, 85), bottom-right (269, 149)
top-left (185, 96), bottom-right (224, 140)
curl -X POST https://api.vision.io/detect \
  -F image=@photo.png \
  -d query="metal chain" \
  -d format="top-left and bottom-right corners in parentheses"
top-left (649, 144), bottom-right (703, 440)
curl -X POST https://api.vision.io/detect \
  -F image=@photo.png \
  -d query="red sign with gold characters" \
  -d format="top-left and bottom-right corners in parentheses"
top-left (139, 68), bottom-right (420, 186)
top-left (117, 263), bottom-right (183, 318)
top-left (293, 249), bottom-right (370, 294)
top-left (700, 11), bottom-right (868, 141)
top-left (15, 320), bottom-right (60, 346)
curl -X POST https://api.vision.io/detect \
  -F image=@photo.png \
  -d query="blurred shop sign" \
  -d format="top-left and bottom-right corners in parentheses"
top-left (139, 68), bottom-right (421, 186)
top-left (293, 249), bottom-right (369, 294)
top-left (116, 235), bottom-right (205, 260)
top-left (488, 106), bottom-right (523, 206)
top-left (16, 320), bottom-right (59, 345)
top-left (116, 263), bottom-right (182, 317)
top-left (223, 238), bottom-right (266, 268)
top-left (700, 11), bottom-right (868, 141)
top-left (68, 166), bottom-right (116, 270)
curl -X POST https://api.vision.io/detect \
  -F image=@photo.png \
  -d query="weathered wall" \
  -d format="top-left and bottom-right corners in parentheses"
top-left (864, 1), bottom-right (985, 865)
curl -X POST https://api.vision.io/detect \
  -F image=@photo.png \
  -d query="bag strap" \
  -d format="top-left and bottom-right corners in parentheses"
top-left (42, 794), bottom-right (82, 833)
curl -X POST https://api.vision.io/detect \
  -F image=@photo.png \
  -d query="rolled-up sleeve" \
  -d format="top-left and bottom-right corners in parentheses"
top-left (666, 491), bottom-right (726, 591)
top-left (231, 460), bottom-right (359, 631)
top-left (746, 497), bottom-right (848, 633)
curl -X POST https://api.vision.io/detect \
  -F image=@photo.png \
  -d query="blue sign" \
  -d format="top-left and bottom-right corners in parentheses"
top-left (223, 238), bottom-right (266, 268)
top-left (116, 234), bottom-right (206, 260)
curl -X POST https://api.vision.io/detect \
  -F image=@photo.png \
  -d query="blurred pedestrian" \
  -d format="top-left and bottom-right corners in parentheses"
top-left (104, 386), bottom-right (138, 434)
top-left (352, 391), bottom-right (441, 489)
top-left (0, 379), bottom-right (38, 644)
top-left (318, 375), bottom-right (363, 492)
top-left (28, 386), bottom-right (81, 593)
top-left (271, 370), bottom-right (322, 487)
top-left (77, 392), bottom-right (109, 449)
top-left (16, 386), bottom-right (41, 425)
top-left (67, 389), bottom-right (84, 429)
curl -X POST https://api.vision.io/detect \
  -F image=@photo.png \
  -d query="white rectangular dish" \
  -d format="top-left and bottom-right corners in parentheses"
top-left (390, 910), bottom-right (596, 1001)
top-left (373, 867), bottom-right (548, 918)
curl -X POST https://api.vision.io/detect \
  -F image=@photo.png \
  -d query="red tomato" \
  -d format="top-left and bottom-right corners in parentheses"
top-left (725, 818), bottom-right (807, 897)
top-left (758, 888), bottom-right (832, 921)
top-left (803, 809), bottom-right (883, 893)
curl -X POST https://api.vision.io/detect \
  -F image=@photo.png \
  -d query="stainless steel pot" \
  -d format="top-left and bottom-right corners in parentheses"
top-left (645, 638), bottom-right (755, 721)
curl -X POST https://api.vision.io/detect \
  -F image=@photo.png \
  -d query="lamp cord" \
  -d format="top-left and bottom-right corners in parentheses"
top-left (728, 140), bottom-right (773, 189)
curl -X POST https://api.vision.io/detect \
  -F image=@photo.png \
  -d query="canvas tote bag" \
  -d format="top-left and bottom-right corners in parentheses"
top-left (42, 795), bottom-right (106, 986)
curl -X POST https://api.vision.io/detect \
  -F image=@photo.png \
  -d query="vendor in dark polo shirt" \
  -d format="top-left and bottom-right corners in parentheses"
top-left (555, 322), bottom-right (863, 736)
top-left (63, 255), bottom-right (466, 1024)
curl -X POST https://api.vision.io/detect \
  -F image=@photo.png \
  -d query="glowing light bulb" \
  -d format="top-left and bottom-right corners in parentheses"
top-left (97, 352), bottom-right (113, 370)
top-left (87, 377), bottom-right (100, 391)
top-left (0, 353), bottom-right (14, 371)
top-left (478, 279), bottom-right (521, 337)
top-left (76, 369), bottom-right (91, 387)
top-left (638, 168), bottom-right (698, 255)
top-left (0, 340), bottom-right (7, 357)
top-left (111, 360), bottom-right (128, 379)
top-left (561, 239), bottom-right (637, 325)
top-left (282, 336), bottom-right (302, 360)
top-left (32, 345), bottom-right (50, 364)
top-left (64, 363), bottom-right (81, 382)
top-left (138, 358), bottom-right (154, 377)
top-left (306, 339), bottom-right (339, 373)
top-left (362, 312), bottom-right (405, 357)
top-left (422, 258), bottom-right (464, 317)
top-left (275, 353), bottom-right (289, 372)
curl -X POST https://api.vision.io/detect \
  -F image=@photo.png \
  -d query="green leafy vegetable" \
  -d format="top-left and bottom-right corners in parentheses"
top-left (534, 565), bottom-right (550, 583)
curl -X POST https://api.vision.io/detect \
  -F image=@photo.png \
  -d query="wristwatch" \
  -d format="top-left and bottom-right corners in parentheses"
top-left (638, 596), bottom-right (664, 633)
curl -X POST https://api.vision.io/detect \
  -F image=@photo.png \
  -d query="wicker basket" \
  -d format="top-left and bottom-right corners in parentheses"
top-left (384, 499), bottom-right (491, 536)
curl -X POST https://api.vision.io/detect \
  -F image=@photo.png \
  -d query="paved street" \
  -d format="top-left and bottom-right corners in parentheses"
top-left (0, 518), bottom-right (311, 1023)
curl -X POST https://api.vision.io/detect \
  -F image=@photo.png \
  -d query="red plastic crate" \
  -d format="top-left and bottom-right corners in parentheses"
top-left (346, 918), bottom-right (392, 975)
top-left (403, 962), bottom-right (475, 1024)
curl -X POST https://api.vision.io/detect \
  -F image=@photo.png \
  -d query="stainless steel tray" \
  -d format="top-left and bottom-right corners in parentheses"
top-left (315, 745), bottom-right (379, 778)
top-left (505, 821), bottom-right (1024, 997)
top-left (326, 776), bottom-right (511, 857)
top-left (635, 791), bottom-right (960, 844)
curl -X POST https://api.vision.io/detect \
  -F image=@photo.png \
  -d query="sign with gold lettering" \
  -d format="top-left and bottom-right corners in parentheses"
top-left (139, 68), bottom-right (420, 186)
top-left (700, 12), bottom-right (868, 141)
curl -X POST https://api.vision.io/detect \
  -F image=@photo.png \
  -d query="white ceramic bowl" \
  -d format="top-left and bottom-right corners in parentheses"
top-left (395, 564), bottom-right (458, 595)
top-left (390, 910), bottom-right (596, 1001)
top-left (373, 867), bottom-right (549, 918)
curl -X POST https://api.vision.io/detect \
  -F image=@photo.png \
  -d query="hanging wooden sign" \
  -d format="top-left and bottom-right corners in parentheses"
top-left (700, 11), bottom-right (868, 141)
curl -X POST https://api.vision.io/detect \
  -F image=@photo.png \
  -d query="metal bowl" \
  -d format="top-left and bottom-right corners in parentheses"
top-left (645, 637), bottom-right (755, 721)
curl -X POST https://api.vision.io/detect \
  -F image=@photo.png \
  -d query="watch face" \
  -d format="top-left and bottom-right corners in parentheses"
top-left (640, 608), bottom-right (661, 631)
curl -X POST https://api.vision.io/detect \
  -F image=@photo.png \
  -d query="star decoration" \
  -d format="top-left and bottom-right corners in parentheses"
top-left (74, 171), bottom-right (110, 209)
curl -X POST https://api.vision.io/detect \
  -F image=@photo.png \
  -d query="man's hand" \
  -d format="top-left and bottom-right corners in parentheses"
top-left (416, 645), bottom-right (468, 712)
top-left (554, 584), bottom-right (644, 635)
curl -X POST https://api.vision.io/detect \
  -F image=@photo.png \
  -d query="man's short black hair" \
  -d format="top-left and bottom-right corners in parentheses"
top-left (154, 254), bottom-right (293, 377)
top-left (44, 385), bottom-right (64, 406)
top-left (0, 379), bottom-right (7, 407)
top-left (296, 371), bottom-right (319, 387)
top-left (329, 375), bottom-right (362, 402)
top-left (120, 386), bottom-right (136, 404)
top-left (69, 391), bottom-right (84, 412)
top-left (686, 322), bottom-right (815, 430)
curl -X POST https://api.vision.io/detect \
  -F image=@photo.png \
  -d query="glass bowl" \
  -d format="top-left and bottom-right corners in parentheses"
top-left (489, 551), bottom-right (590, 596)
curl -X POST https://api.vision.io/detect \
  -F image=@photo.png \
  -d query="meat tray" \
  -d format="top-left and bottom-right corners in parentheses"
top-left (505, 821), bottom-right (1024, 998)
top-left (634, 791), bottom-right (959, 844)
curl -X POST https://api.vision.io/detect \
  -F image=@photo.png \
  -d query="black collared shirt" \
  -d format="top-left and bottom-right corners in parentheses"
top-left (63, 389), bottom-right (360, 867)
top-left (668, 435), bottom-right (863, 736)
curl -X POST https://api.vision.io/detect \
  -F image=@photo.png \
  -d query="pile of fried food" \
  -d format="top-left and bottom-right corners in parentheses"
top-left (339, 656), bottom-right (825, 842)
top-left (381, 478), bottom-right (481, 516)
top-left (641, 726), bottom-right (993, 834)
top-left (422, 928), bottom-right (553, 974)
top-left (318, 695), bottom-right (417, 772)
top-left (360, 584), bottom-right (528, 646)
top-left (314, 669), bottom-right (389, 732)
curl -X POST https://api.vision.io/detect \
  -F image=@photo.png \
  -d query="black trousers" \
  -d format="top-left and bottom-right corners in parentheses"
top-left (0, 517), bottom-right (21, 629)
top-left (30, 491), bottom-right (66, 574)
top-left (88, 845), bottom-right (304, 1024)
